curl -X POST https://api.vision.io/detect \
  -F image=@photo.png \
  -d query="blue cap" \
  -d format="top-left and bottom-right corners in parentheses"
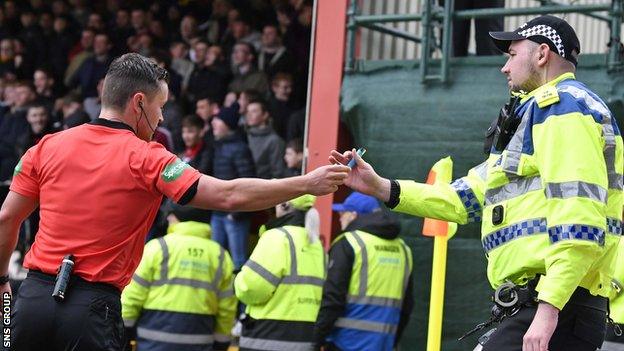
top-left (332, 192), bottom-right (380, 214)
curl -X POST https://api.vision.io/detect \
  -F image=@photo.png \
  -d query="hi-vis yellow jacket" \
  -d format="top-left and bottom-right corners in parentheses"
top-left (121, 221), bottom-right (236, 350)
top-left (388, 73), bottom-right (623, 310)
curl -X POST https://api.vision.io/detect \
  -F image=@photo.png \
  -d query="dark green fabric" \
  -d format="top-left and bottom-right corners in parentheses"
top-left (340, 54), bottom-right (624, 350)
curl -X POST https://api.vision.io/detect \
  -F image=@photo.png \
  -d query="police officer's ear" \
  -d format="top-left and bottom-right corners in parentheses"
top-left (536, 44), bottom-right (550, 66)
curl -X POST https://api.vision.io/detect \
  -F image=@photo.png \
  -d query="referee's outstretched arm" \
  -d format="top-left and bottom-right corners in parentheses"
top-left (188, 165), bottom-right (349, 212)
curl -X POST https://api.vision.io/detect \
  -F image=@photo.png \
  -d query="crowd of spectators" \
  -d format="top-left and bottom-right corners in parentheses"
top-left (0, 0), bottom-right (312, 275)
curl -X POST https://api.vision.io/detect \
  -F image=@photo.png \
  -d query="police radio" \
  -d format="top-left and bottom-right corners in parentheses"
top-left (52, 254), bottom-right (75, 302)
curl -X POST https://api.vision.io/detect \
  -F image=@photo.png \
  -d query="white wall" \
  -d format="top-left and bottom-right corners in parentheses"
top-left (356, 0), bottom-right (617, 60)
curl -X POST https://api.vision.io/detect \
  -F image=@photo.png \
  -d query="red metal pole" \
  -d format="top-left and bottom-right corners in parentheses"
top-left (305, 0), bottom-right (349, 248)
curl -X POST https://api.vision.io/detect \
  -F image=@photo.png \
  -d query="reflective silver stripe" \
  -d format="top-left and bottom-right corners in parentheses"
top-left (214, 333), bottom-right (231, 343)
top-left (239, 337), bottom-right (314, 351)
top-left (346, 295), bottom-right (402, 308)
top-left (472, 161), bottom-right (488, 181)
top-left (218, 287), bottom-right (234, 299)
top-left (152, 277), bottom-right (215, 291)
top-left (123, 319), bottom-right (136, 327)
top-left (137, 327), bottom-right (214, 345)
top-left (281, 275), bottom-right (324, 286)
top-left (132, 273), bottom-right (151, 287)
top-left (349, 231), bottom-right (368, 297)
top-left (278, 228), bottom-right (298, 276)
top-left (157, 237), bottom-right (169, 280)
top-left (485, 176), bottom-right (542, 206)
top-left (609, 173), bottom-right (624, 190)
top-left (335, 318), bottom-right (397, 334)
top-left (400, 243), bottom-right (410, 295)
top-left (244, 259), bottom-right (281, 286)
top-left (277, 227), bottom-right (325, 286)
top-left (559, 86), bottom-right (623, 191)
top-left (544, 181), bottom-right (607, 203)
top-left (502, 104), bottom-right (533, 174)
top-left (213, 246), bottom-right (225, 291)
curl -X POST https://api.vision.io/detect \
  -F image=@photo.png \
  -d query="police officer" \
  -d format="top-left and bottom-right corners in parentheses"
top-left (331, 15), bottom-right (622, 351)
top-left (602, 239), bottom-right (624, 350)
top-left (122, 204), bottom-right (236, 351)
top-left (234, 194), bottom-right (325, 351)
top-left (314, 192), bottom-right (414, 351)
top-left (0, 53), bottom-right (349, 350)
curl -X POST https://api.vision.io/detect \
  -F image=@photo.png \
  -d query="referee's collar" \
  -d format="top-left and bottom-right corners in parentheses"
top-left (90, 118), bottom-right (135, 133)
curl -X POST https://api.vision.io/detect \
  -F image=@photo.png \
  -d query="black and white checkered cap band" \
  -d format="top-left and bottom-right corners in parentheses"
top-left (517, 24), bottom-right (565, 57)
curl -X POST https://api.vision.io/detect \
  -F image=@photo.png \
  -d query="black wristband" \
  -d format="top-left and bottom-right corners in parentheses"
top-left (384, 179), bottom-right (401, 209)
top-left (0, 274), bottom-right (9, 284)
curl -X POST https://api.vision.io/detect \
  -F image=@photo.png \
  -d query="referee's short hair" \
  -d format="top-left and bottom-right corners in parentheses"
top-left (102, 53), bottom-right (169, 111)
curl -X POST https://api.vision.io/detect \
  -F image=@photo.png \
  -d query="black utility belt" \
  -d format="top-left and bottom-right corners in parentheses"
top-left (28, 270), bottom-right (120, 297)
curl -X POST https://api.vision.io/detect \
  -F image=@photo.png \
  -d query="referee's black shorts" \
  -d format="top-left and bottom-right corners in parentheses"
top-left (9, 270), bottom-right (123, 351)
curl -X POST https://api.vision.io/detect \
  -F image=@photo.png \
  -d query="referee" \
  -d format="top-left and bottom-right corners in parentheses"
top-left (0, 53), bottom-right (349, 350)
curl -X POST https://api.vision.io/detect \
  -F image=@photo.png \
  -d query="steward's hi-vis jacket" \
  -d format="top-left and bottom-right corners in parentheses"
top-left (121, 221), bottom-right (236, 351)
top-left (235, 225), bottom-right (326, 351)
top-left (387, 72), bottom-right (623, 310)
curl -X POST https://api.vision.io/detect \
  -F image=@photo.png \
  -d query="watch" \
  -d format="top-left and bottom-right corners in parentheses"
top-left (0, 274), bottom-right (9, 284)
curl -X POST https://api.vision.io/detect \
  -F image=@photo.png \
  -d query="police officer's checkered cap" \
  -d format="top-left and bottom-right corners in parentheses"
top-left (489, 15), bottom-right (580, 66)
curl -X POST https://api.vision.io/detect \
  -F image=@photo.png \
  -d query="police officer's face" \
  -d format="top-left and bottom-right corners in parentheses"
top-left (500, 40), bottom-right (541, 93)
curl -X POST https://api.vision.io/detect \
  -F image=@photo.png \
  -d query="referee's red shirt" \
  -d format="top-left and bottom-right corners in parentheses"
top-left (10, 119), bottom-right (201, 290)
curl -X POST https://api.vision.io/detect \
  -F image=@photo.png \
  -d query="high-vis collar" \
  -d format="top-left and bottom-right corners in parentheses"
top-left (520, 72), bottom-right (576, 104)
top-left (167, 221), bottom-right (212, 239)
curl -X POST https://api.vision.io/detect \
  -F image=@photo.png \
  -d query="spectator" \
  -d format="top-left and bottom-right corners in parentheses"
top-left (258, 24), bottom-right (296, 78)
top-left (86, 12), bottom-right (106, 32)
top-left (0, 81), bottom-right (34, 182)
top-left (186, 40), bottom-right (229, 105)
top-left (32, 68), bottom-right (59, 110)
top-left (130, 7), bottom-right (148, 35)
top-left (211, 102), bottom-right (255, 270)
top-left (83, 78), bottom-right (104, 120)
top-left (229, 42), bottom-right (269, 95)
top-left (18, 9), bottom-right (46, 77)
top-left (49, 15), bottom-right (75, 82)
top-left (111, 8), bottom-right (134, 56)
top-left (245, 99), bottom-right (286, 179)
top-left (451, 0), bottom-right (504, 57)
top-left (169, 41), bottom-right (194, 91)
top-left (206, 0), bottom-right (232, 44)
top-left (284, 137), bottom-right (304, 177)
top-left (59, 92), bottom-right (89, 129)
top-left (179, 14), bottom-right (198, 47)
top-left (16, 103), bottom-right (57, 156)
top-left (68, 32), bottom-right (113, 98)
top-left (196, 95), bottom-right (220, 140)
top-left (268, 72), bottom-right (295, 139)
top-left (181, 114), bottom-right (213, 175)
top-left (64, 28), bottom-right (95, 86)
top-left (287, 108), bottom-right (305, 143)
top-left (0, 38), bottom-right (21, 80)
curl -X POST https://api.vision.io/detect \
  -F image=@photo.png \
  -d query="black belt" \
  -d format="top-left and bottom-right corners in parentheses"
top-left (567, 286), bottom-right (608, 312)
top-left (27, 270), bottom-right (120, 296)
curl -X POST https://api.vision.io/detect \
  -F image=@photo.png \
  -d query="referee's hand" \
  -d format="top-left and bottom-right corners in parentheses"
top-left (304, 164), bottom-right (350, 195)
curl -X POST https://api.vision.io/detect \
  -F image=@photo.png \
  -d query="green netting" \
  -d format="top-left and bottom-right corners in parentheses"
top-left (340, 54), bottom-right (624, 350)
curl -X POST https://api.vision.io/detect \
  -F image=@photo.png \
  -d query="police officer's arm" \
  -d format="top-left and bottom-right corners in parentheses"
top-left (121, 240), bottom-right (160, 328)
top-left (188, 165), bottom-right (349, 212)
top-left (214, 250), bottom-right (236, 350)
top-left (0, 191), bottom-right (38, 284)
top-left (531, 96), bottom-right (608, 310)
top-left (314, 236), bottom-right (354, 346)
top-left (330, 149), bottom-right (486, 225)
top-left (234, 230), bottom-right (288, 305)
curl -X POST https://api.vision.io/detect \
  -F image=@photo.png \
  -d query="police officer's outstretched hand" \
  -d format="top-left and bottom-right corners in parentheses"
top-left (329, 149), bottom-right (391, 202)
top-left (522, 302), bottom-right (558, 351)
top-left (304, 164), bottom-right (351, 195)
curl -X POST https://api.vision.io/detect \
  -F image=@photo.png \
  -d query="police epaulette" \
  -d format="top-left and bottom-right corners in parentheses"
top-left (533, 85), bottom-right (560, 108)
